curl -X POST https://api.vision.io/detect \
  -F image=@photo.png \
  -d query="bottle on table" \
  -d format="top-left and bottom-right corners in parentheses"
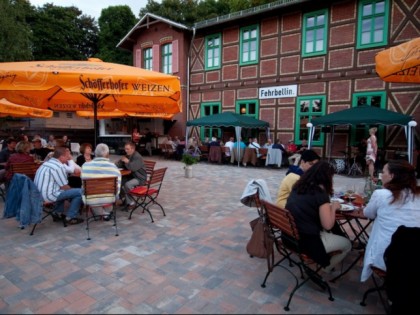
top-left (376, 172), bottom-right (383, 187)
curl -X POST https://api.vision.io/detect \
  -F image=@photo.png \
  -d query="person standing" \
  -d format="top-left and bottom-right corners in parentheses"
top-left (144, 128), bottom-right (153, 156)
top-left (366, 127), bottom-right (378, 180)
top-left (361, 160), bottom-right (420, 282)
top-left (285, 161), bottom-right (352, 272)
top-left (131, 127), bottom-right (140, 148)
top-left (81, 143), bottom-right (121, 219)
top-left (34, 146), bottom-right (83, 225)
top-left (115, 141), bottom-right (147, 210)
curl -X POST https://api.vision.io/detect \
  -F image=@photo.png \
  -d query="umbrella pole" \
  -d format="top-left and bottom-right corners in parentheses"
top-left (94, 102), bottom-right (98, 148)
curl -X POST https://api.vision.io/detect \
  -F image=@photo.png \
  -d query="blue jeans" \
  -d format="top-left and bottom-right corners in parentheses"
top-left (54, 188), bottom-right (82, 219)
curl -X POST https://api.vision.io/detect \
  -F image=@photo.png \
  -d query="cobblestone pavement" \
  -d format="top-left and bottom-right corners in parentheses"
top-left (0, 156), bottom-right (384, 314)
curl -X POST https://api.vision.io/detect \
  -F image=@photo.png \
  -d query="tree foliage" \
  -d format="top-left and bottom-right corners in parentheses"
top-left (0, 0), bottom-right (33, 61)
top-left (139, 0), bottom-right (277, 25)
top-left (29, 3), bottom-right (98, 60)
top-left (0, 0), bottom-right (277, 63)
top-left (96, 6), bottom-right (136, 65)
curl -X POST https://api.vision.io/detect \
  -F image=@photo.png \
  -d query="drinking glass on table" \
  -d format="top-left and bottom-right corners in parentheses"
top-left (345, 184), bottom-right (356, 205)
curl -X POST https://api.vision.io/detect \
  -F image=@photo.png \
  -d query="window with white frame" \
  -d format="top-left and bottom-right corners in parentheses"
top-left (240, 25), bottom-right (259, 65)
top-left (143, 47), bottom-right (152, 70)
top-left (302, 9), bottom-right (328, 57)
top-left (205, 34), bottom-right (221, 70)
top-left (357, 0), bottom-right (389, 49)
top-left (161, 43), bottom-right (172, 74)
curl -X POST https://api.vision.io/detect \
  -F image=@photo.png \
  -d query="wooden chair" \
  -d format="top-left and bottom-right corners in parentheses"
top-left (221, 146), bottom-right (231, 163)
top-left (144, 159), bottom-right (156, 182)
top-left (82, 176), bottom-right (119, 240)
top-left (199, 145), bottom-right (209, 161)
top-left (164, 143), bottom-right (175, 159)
top-left (258, 148), bottom-right (268, 166)
top-left (127, 167), bottom-right (167, 223)
top-left (208, 146), bottom-right (222, 163)
top-left (10, 162), bottom-right (41, 180)
top-left (158, 143), bottom-right (166, 158)
top-left (260, 200), bottom-right (336, 311)
top-left (4, 172), bottom-right (64, 235)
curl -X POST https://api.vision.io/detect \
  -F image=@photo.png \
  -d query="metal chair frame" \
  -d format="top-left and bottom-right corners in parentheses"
top-left (260, 200), bottom-right (335, 311)
top-left (127, 167), bottom-right (167, 223)
top-left (82, 176), bottom-right (119, 240)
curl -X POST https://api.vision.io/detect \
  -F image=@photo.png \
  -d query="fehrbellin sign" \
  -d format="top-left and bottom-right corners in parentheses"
top-left (259, 85), bottom-right (297, 99)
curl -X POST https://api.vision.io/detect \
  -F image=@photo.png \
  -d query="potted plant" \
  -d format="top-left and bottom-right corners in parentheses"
top-left (181, 152), bottom-right (199, 178)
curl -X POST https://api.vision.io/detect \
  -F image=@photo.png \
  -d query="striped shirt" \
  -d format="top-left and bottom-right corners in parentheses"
top-left (80, 157), bottom-right (122, 206)
top-left (34, 158), bottom-right (68, 202)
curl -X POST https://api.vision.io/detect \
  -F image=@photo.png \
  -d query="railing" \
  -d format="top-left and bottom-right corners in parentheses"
top-left (195, 0), bottom-right (305, 28)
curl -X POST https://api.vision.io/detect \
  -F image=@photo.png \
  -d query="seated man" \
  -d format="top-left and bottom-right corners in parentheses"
top-left (115, 141), bottom-right (147, 210)
top-left (30, 138), bottom-right (53, 161)
top-left (34, 146), bottom-right (83, 225)
top-left (248, 137), bottom-right (261, 157)
top-left (81, 143), bottom-right (121, 219)
top-left (288, 139), bottom-right (308, 166)
top-left (263, 139), bottom-right (273, 149)
top-left (224, 137), bottom-right (235, 157)
top-left (276, 149), bottom-right (320, 208)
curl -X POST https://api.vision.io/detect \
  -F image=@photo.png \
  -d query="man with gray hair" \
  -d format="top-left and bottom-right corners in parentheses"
top-left (81, 143), bottom-right (122, 219)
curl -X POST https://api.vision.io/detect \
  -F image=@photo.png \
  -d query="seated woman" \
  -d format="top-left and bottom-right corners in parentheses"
top-left (5, 140), bottom-right (34, 183)
top-left (361, 160), bottom-right (420, 282)
top-left (76, 143), bottom-right (95, 167)
top-left (285, 161), bottom-right (352, 272)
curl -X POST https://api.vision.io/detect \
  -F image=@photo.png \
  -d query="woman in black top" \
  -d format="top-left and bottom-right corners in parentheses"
top-left (285, 161), bottom-right (351, 271)
top-left (76, 143), bottom-right (94, 167)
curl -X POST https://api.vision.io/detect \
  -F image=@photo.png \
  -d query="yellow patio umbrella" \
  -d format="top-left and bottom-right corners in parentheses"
top-left (76, 109), bottom-right (174, 120)
top-left (0, 58), bottom-right (182, 145)
top-left (0, 97), bottom-right (53, 118)
top-left (375, 37), bottom-right (420, 83)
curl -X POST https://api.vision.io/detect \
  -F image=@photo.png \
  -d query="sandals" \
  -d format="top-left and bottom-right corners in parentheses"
top-left (66, 217), bottom-right (84, 225)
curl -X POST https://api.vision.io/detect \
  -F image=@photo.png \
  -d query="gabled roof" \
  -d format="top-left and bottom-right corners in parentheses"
top-left (117, 13), bottom-right (190, 51)
top-left (118, 0), bottom-right (311, 51)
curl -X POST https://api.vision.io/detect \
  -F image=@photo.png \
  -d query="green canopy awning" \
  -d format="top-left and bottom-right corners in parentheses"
top-left (185, 111), bottom-right (270, 167)
top-left (311, 105), bottom-right (412, 127)
top-left (186, 111), bottom-right (269, 128)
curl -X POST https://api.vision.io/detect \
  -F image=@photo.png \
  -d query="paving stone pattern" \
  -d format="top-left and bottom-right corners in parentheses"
top-left (0, 157), bottom-right (383, 314)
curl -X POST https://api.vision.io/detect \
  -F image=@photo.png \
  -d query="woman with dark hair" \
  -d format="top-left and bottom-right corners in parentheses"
top-left (361, 160), bottom-right (420, 282)
top-left (76, 143), bottom-right (94, 167)
top-left (285, 161), bottom-right (352, 272)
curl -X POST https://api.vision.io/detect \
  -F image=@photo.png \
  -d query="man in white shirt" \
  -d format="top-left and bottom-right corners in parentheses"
top-left (263, 139), bottom-right (273, 149)
top-left (249, 137), bottom-right (261, 157)
top-left (224, 137), bottom-right (235, 157)
top-left (34, 146), bottom-right (83, 225)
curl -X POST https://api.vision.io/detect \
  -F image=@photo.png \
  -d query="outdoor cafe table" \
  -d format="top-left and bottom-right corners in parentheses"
top-left (331, 202), bottom-right (373, 282)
